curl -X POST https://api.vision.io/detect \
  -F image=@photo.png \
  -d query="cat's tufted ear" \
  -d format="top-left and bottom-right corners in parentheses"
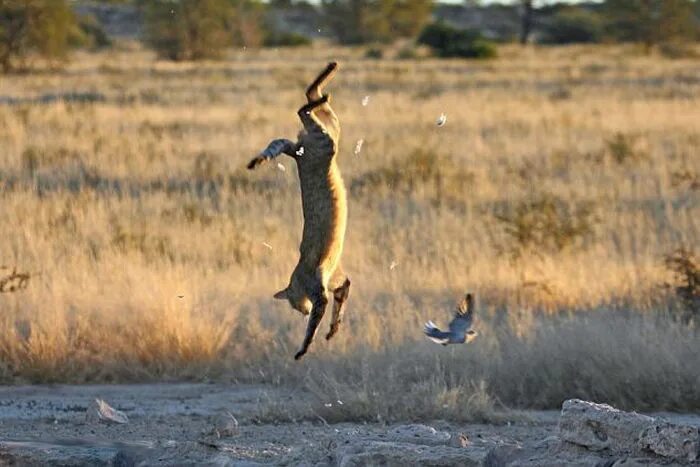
top-left (273, 288), bottom-right (289, 300)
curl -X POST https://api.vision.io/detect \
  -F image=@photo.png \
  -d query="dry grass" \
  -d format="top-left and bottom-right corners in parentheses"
top-left (0, 44), bottom-right (699, 417)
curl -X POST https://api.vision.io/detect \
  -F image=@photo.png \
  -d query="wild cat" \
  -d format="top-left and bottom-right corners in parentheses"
top-left (247, 62), bottom-right (350, 360)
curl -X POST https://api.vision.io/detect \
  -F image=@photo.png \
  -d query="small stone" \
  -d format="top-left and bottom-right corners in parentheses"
top-left (386, 424), bottom-right (451, 446)
top-left (638, 420), bottom-right (700, 462)
top-left (85, 399), bottom-right (129, 425)
top-left (449, 433), bottom-right (470, 448)
top-left (212, 411), bottom-right (239, 438)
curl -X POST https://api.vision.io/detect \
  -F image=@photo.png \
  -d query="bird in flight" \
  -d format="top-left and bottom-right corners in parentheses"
top-left (423, 293), bottom-right (478, 345)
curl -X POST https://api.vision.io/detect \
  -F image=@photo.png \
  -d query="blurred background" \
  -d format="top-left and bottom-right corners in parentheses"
top-left (0, 0), bottom-right (699, 420)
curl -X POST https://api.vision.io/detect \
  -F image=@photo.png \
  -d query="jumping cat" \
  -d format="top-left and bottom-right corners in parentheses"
top-left (247, 62), bottom-right (350, 360)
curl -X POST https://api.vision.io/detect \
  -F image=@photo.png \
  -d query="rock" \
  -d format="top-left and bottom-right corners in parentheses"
top-left (112, 449), bottom-right (141, 467)
top-left (609, 458), bottom-right (665, 466)
top-left (637, 421), bottom-right (700, 462)
top-left (534, 435), bottom-right (561, 449)
top-left (384, 424), bottom-right (451, 446)
top-left (337, 441), bottom-right (486, 467)
top-left (85, 398), bottom-right (129, 424)
top-left (559, 399), bottom-right (700, 464)
top-left (0, 440), bottom-right (141, 466)
top-left (449, 432), bottom-right (470, 448)
top-left (203, 454), bottom-right (265, 466)
top-left (559, 399), bottom-right (653, 453)
top-left (483, 444), bottom-right (527, 467)
top-left (212, 410), bottom-right (239, 438)
top-left (484, 443), bottom-right (609, 467)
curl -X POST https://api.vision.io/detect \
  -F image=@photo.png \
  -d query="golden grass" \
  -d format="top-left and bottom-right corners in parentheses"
top-left (0, 44), bottom-right (698, 416)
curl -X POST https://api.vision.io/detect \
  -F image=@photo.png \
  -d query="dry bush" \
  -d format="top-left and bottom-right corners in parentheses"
top-left (664, 248), bottom-right (700, 323)
top-left (0, 268), bottom-right (31, 293)
top-left (493, 192), bottom-right (598, 259)
top-left (351, 147), bottom-right (474, 206)
top-left (604, 132), bottom-right (648, 165)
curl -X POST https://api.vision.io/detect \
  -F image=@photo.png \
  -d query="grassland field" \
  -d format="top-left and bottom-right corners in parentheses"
top-left (0, 43), bottom-right (699, 420)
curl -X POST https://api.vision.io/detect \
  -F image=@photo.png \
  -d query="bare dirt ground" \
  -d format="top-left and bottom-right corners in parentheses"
top-left (0, 383), bottom-right (552, 466)
top-left (1, 384), bottom-right (698, 466)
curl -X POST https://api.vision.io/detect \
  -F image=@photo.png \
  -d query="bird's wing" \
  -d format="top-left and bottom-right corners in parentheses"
top-left (423, 321), bottom-right (451, 345)
top-left (247, 139), bottom-right (295, 169)
top-left (449, 295), bottom-right (474, 336)
top-left (447, 313), bottom-right (472, 336)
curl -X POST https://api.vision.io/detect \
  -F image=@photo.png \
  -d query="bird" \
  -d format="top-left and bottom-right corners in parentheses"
top-left (423, 293), bottom-right (478, 345)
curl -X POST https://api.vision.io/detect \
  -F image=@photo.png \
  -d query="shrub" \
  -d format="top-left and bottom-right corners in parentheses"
top-left (664, 248), bottom-right (700, 323)
top-left (72, 13), bottom-right (112, 50)
top-left (541, 7), bottom-right (604, 44)
top-left (658, 41), bottom-right (700, 59)
top-left (604, 132), bottom-right (647, 165)
top-left (351, 148), bottom-right (473, 201)
top-left (0, 0), bottom-right (76, 72)
top-left (263, 31), bottom-right (311, 47)
top-left (417, 22), bottom-right (496, 59)
top-left (364, 46), bottom-right (384, 59)
top-left (493, 192), bottom-right (598, 258)
top-left (323, 0), bottom-right (432, 45)
top-left (142, 0), bottom-right (234, 61)
top-left (396, 46), bottom-right (418, 60)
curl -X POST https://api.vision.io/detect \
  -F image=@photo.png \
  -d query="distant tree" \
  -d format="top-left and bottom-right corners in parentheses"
top-left (418, 22), bottom-right (497, 58)
top-left (141, 0), bottom-right (234, 60)
top-left (519, 0), bottom-right (533, 44)
top-left (71, 13), bottom-right (112, 50)
top-left (322, 0), bottom-right (366, 44)
top-left (387, 0), bottom-right (433, 38)
top-left (228, 0), bottom-right (266, 48)
top-left (603, 0), bottom-right (698, 52)
top-left (0, 0), bottom-right (76, 72)
top-left (542, 6), bottom-right (603, 44)
top-left (323, 0), bottom-right (432, 44)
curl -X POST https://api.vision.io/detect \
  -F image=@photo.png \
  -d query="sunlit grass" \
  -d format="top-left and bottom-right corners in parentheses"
top-left (0, 44), bottom-right (698, 415)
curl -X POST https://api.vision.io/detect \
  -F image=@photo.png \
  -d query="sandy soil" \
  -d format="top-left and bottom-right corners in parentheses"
top-left (1, 384), bottom-right (698, 466)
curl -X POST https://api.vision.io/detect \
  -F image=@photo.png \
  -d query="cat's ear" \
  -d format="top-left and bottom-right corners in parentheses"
top-left (273, 288), bottom-right (289, 300)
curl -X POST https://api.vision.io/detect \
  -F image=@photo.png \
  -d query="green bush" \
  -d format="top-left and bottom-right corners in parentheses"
top-left (364, 46), bottom-right (384, 59)
top-left (263, 31), bottom-right (311, 47)
top-left (396, 46), bottom-right (418, 60)
top-left (417, 22), bottom-right (497, 59)
top-left (323, 0), bottom-right (432, 45)
top-left (70, 14), bottom-right (112, 49)
top-left (542, 7), bottom-right (604, 44)
top-left (142, 0), bottom-right (234, 61)
top-left (0, 0), bottom-right (76, 72)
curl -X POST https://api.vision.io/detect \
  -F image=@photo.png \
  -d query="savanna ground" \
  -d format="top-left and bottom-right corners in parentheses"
top-left (1, 43), bottom-right (699, 439)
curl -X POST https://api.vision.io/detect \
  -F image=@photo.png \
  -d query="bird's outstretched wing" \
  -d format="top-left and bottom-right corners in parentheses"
top-left (423, 320), bottom-right (451, 345)
top-left (247, 139), bottom-right (295, 170)
top-left (448, 294), bottom-right (474, 336)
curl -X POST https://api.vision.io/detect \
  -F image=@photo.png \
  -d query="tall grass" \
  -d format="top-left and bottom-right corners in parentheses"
top-left (0, 45), bottom-right (698, 417)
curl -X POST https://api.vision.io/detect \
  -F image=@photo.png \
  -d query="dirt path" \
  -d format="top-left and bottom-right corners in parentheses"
top-left (1, 384), bottom-right (697, 466)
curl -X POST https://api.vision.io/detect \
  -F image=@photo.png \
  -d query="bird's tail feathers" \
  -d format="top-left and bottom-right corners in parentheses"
top-left (423, 321), bottom-right (450, 344)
